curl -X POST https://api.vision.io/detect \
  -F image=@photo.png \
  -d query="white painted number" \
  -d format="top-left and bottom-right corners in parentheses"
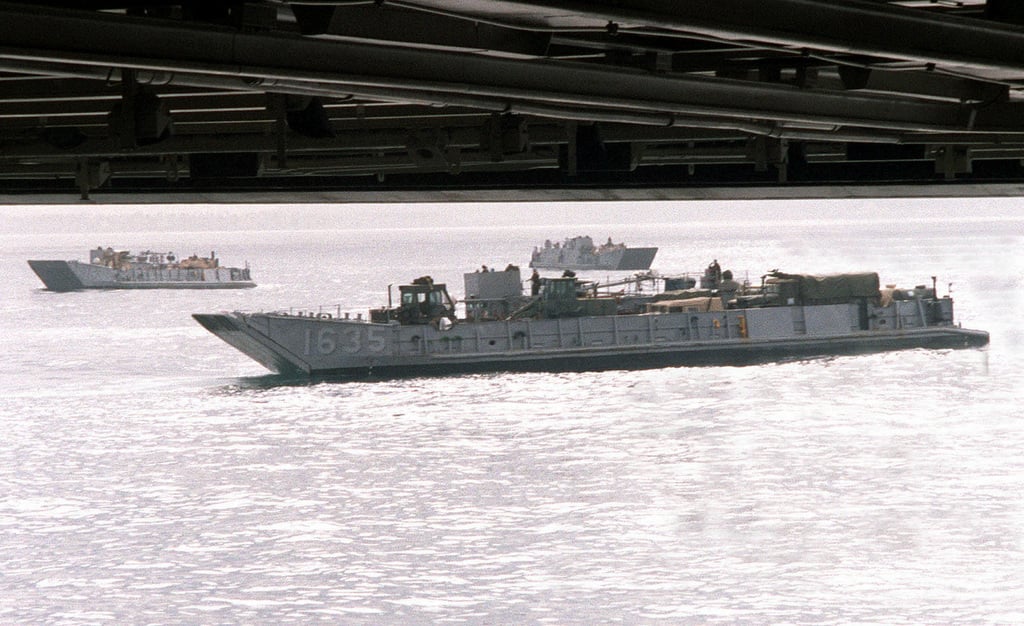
top-left (366, 327), bottom-right (386, 353)
top-left (303, 326), bottom-right (387, 356)
top-left (337, 328), bottom-right (356, 353)
top-left (318, 328), bottom-right (338, 354)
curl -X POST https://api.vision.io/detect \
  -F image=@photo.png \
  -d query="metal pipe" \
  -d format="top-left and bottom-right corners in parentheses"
top-left (402, 0), bottom-right (1024, 76)
top-left (0, 4), bottom-right (998, 134)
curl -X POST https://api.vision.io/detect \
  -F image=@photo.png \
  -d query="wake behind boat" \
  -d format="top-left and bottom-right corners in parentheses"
top-left (193, 262), bottom-right (987, 379)
top-left (29, 247), bottom-right (255, 291)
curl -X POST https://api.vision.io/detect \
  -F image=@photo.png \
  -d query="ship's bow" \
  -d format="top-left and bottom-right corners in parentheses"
top-left (27, 260), bottom-right (86, 291)
top-left (615, 247), bottom-right (658, 270)
top-left (193, 313), bottom-right (309, 375)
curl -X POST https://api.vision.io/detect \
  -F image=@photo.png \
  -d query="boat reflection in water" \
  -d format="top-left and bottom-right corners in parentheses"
top-left (193, 261), bottom-right (988, 380)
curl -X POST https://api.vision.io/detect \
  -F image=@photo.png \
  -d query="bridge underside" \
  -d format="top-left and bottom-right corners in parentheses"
top-left (4, 0), bottom-right (1024, 200)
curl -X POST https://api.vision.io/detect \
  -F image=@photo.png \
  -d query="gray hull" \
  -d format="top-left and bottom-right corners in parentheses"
top-left (530, 246), bottom-right (658, 271)
top-left (29, 260), bottom-right (255, 291)
top-left (616, 247), bottom-right (659, 270)
top-left (194, 301), bottom-right (989, 379)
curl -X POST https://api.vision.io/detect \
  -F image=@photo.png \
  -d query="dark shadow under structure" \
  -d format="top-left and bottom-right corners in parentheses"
top-left (3, 1), bottom-right (1024, 200)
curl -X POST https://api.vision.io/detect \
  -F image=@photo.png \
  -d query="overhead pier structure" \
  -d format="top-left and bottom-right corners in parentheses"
top-left (4, 0), bottom-right (1024, 200)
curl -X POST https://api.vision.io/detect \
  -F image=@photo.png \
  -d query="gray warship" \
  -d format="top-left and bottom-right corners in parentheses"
top-left (29, 247), bottom-right (255, 291)
top-left (193, 263), bottom-right (987, 379)
top-left (530, 236), bottom-right (658, 271)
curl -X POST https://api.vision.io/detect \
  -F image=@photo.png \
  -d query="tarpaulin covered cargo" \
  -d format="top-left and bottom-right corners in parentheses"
top-left (769, 272), bottom-right (880, 304)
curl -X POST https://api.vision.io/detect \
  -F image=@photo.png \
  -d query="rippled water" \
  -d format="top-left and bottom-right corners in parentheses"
top-left (1, 199), bottom-right (1022, 624)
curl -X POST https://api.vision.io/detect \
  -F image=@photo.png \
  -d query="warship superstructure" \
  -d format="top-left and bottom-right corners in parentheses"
top-left (29, 247), bottom-right (255, 291)
top-left (530, 236), bottom-right (658, 271)
top-left (193, 263), bottom-right (987, 379)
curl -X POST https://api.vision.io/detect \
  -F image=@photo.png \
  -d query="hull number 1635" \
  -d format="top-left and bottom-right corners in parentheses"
top-left (303, 326), bottom-right (387, 356)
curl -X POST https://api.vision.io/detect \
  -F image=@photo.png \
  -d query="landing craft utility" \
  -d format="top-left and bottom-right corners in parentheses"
top-left (29, 247), bottom-right (255, 291)
top-left (193, 262), bottom-right (987, 379)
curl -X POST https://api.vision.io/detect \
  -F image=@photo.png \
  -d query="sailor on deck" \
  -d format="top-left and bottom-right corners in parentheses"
top-left (530, 269), bottom-right (541, 296)
top-left (718, 269), bottom-right (740, 305)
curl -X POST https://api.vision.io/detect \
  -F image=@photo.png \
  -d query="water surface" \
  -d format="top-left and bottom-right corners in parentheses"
top-left (0, 198), bottom-right (1020, 624)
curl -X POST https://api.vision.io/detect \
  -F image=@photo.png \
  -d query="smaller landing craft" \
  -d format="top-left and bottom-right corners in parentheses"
top-left (530, 235), bottom-right (658, 271)
top-left (193, 262), bottom-right (988, 380)
top-left (29, 247), bottom-right (255, 291)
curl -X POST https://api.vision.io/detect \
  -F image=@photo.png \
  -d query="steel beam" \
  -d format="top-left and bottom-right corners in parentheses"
top-left (0, 2), bottom-right (1011, 136)
top-left (408, 0), bottom-right (1024, 79)
top-left (318, 4), bottom-right (551, 56)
